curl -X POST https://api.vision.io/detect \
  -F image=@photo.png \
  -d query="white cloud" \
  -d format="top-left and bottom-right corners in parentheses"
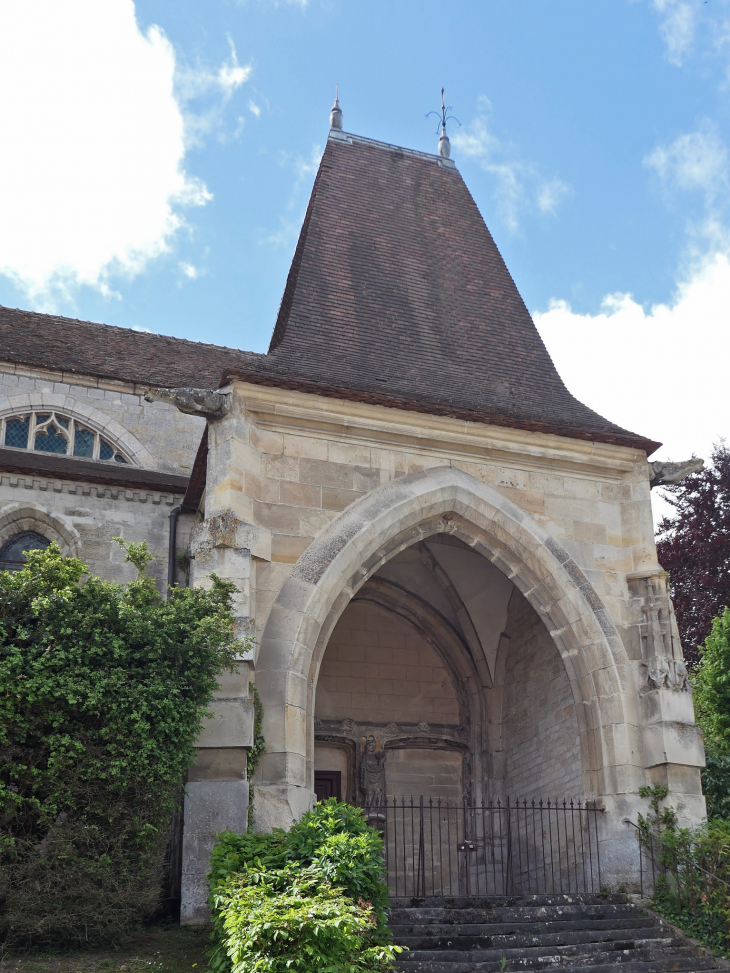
top-left (179, 262), bottom-right (199, 279)
top-left (293, 144), bottom-right (322, 183)
top-left (0, 2), bottom-right (251, 308)
top-left (644, 122), bottom-right (728, 201)
top-left (452, 106), bottom-right (569, 232)
top-left (248, 100), bottom-right (262, 118)
top-left (263, 144), bottom-right (323, 248)
top-left (652, 0), bottom-right (697, 65)
top-left (175, 37), bottom-right (252, 147)
top-left (534, 251), bottom-right (729, 514)
top-left (536, 179), bottom-right (570, 215)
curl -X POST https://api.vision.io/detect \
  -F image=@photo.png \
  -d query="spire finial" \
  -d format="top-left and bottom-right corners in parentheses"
top-left (330, 84), bottom-right (343, 130)
top-left (426, 88), bottom-right (461, 158)
top-left (438, 87), bottom-right (450, 157)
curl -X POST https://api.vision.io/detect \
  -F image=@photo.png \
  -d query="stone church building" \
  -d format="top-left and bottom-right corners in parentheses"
top-left (0, 110), bottom-right (705, 920)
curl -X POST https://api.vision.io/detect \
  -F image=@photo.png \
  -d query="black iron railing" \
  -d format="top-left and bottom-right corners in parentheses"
top-left (364, 796), bottom-right (604, 898)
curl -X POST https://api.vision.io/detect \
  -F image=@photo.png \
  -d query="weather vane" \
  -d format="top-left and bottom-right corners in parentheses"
top-left (426, 87), bottom-right (461, 158)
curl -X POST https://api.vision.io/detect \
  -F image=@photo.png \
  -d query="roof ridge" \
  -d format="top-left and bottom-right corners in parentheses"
top-left (0, 303), bottom-right (260, 359)
top-left (330, 129), bottom-right (457, 169)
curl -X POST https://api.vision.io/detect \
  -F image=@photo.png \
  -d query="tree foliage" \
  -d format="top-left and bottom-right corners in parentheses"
top-left (656, 443), bottom-right (730, 664)
top-left (689, 608), bottom-right (730, 819)
top-left (0, 541), bottom-right (242, 948)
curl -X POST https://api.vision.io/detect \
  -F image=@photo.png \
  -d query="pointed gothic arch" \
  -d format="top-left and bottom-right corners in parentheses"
top-left (255, 465), bottom-right (641, 826)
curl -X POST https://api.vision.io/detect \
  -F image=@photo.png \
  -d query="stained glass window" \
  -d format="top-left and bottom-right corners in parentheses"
top-left (5, 417), bottom-right (29, 449)
top-left (34, 424), bottom-right (68, 454)
top-left (0, 531), bottom-right (50, 571)
top-left (1, 411), bottom-right (130, 464)
top-left (73, 427), bottom-right (94, 458)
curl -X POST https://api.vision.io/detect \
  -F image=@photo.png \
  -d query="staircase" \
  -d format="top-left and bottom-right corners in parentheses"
top-left (390, 894), bottom-right (725, 973)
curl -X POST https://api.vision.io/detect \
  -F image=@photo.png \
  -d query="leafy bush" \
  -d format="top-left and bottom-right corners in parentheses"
top-left (208, 799), bottom-right (400, 973)
top-left (0, 541), bottom-right (242, 948)
top-left (212, 864), bottom-right (400, 973)
top-left (639, 785), bottom-right (730, 956)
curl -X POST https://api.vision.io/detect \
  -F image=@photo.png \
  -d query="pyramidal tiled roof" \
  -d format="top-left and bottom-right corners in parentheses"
top-left (0, 130), bottom-right (659, 454)
top-left (245, 130), bottom-right (659, 454)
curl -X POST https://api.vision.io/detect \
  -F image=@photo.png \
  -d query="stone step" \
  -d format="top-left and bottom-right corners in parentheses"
top-left (389, 918), bottom-right (653, 938)
top-left (396, 953), bottom-right (719, 973)
top-left (391, 926), bottom-right (673, 950)
top-left (390, 895), bottom-right (630, 909)
top-left (389, 905), bottom-right (647, 924)
top-left (397, 942), bottom-right (703, 965)
top-left (390, 894), bottom-right (717, 973)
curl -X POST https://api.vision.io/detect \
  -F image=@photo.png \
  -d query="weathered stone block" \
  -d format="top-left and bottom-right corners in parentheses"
top-left (196, 698), bottom-right (254, 748)
top-left (642, 721), bottom-right (705, 769)
top-left (181, 780), bottom-right (249, 924)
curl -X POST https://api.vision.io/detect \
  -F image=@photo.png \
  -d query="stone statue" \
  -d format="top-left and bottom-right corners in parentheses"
top-left (360, 736), bottom-right (386, 807)
top-left (650, 458), bottom-right (704, 488)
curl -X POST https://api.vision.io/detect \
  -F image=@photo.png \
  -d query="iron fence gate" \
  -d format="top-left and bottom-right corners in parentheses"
top-left (364, 797), bottom-right (604, 898)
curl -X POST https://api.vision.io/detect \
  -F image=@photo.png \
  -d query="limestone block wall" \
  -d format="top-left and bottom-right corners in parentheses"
top-left (0, 361), bottom-right (205, 474)
top-left (180, 382), bottom-right (706, 914)
top-left (0, 361), bottom-right (205, 588)
top-left (0, 477), bottom-right (183, 589)
top-left (204, 385), bottom-right (660, 658)
top-left (315, 600), bottom-right (460, 725)
top-left (385, 748), bottom-right (462, 800)
top-left (501, 594), bottom-right (583, 801)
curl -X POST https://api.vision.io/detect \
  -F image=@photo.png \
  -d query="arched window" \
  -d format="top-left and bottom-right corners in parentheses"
top-left (2, 411), bottom-right (129, 463)
top-left (0, 531), bottom-right (50, 571)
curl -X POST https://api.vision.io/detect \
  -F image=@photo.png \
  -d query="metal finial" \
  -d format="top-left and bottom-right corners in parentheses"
top-left (426, 87), bottom-right (461, 158)
top-left (330, 84), bottom-right (343, 130)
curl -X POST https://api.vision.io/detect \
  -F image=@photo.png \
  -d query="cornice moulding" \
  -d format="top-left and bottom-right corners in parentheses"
top-left (234, 381), bottom-right (644, 482)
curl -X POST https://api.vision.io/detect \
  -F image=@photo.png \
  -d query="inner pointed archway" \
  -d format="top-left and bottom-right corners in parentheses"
top-left (313, 534), bottom-right (583, 810)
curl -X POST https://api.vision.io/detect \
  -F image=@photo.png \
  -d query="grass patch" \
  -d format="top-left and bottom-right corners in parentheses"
top-left (0, 924), bottom-right (210, 973)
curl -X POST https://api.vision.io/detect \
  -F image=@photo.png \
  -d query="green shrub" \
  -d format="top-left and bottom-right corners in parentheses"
top-left (639, 786), bottom-right (730, 956)
top-left (0, 541), bottom-right (243, 948)
top-left (212, 864), bottom-right (401, 973)
top-left (702, 749), bottom-right (730, 821)
top-left (288, 799), bottom-right (390, 934)
top-left (208, 799), bottom-right (399, 973)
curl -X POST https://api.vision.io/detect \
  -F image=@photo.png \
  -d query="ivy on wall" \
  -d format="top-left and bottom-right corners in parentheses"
top-left (247, 682), bottom-right (265, 831)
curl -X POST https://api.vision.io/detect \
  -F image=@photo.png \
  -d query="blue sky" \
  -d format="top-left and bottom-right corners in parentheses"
top-left (0, 0), bottom-right (727, 488)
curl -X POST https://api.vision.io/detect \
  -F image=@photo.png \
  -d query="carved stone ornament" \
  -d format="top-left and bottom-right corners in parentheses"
top-left (416, 721), bottom-right (430, 732)
top-left (341, 718), bottom-right (356, 733)
top-left (650, 458), bottom-right (704, 488)
top-left (385, 722), bottom-right (398, 734)
top-left (639, 657), bottom-right (690, 693)
top-left (144, 386), bottom-right (230, 420)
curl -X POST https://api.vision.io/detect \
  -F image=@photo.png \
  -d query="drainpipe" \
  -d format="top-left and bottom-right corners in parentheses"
top-left (167, 505), bottom-right (182, 596)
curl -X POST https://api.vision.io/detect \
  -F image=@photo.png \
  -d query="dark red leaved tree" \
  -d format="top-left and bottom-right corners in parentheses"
top-left (656, 443), bottom-right (730, 665)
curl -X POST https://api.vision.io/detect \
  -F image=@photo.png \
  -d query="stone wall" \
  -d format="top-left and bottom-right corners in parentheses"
top-left (0, 362), bottom-right (204, 588)
top-left (315, 599), bottom-right (460, 725)
top-left (207, 384), bottom-right (661, 658)
top-left (502, 593), bottom-right (583, 800)
top-left (0, 361), bottom-right (204, 474)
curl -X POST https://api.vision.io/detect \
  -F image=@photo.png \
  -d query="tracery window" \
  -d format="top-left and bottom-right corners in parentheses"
top-left (0, 531), bottom-right (50, 571)
top-left (1, 411), bottom-right (129, 463)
